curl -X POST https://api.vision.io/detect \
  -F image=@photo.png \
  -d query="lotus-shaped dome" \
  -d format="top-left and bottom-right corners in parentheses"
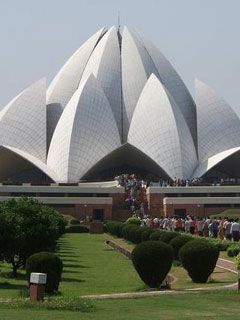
top-left (1, 26), bottom-right (240, 182)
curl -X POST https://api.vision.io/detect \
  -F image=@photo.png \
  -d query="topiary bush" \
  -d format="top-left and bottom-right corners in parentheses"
top-left (70, 219), bottom-right (80, 225)
top-left (125, 217), bottom-right (141, 226)
top-left (26, 252), bottom-right (63, 294)
top-left (227, 244), bottom-right (240, 257)
top-left (140, 227), bottom-right (155, 242)
top-left (207, 238), bottom-right (231, 251)
top-left (179, 239), bottom-right (219, 283)
top-left (149, 230), bottom-right (164, 241)
top-left (158, 231), bottom-right (180, 244)
top-left (65, 225), bottom-right (89, 233)
top-left (169, 234), bottom-right (193, 260)
top-left (105, 221), bottom-right (124, 237)
top-left (131, 240), bottom-right (174, 288)
top-left (128, 226), bottom-right (143, 244)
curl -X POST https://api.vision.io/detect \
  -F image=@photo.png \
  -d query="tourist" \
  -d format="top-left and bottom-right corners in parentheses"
top-left (223, 218), bottom-right (232, 240)
top-left (230, 218), bottom-right (240, 242)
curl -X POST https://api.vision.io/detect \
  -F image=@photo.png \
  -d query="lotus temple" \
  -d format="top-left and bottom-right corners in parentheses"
top-left (1, 26), bottom-right (240, 219)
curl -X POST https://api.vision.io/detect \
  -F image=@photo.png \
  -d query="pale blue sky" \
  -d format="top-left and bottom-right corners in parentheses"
top-left (0, 0), bottom-right (239, 112)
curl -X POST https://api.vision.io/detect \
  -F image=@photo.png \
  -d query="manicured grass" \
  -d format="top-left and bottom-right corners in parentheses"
top-left (58, 233), bottom-right (144, 296)
top-left (0, 233), bottom-right (144, 298)
top-left (0, 291), bottom-right (239, 319)
top-left (171, 266), bottom-right (236, 289)
top-left (112, 237), bottom-right (236, 288)
top-left (0, 233), bottom-right (236, 300)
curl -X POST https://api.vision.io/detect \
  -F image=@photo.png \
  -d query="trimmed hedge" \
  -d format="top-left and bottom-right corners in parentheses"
top-left (207, 238), bottom-right (231, 251)
top-left (26, 252), bottom-right (63, 294)
top-left (169, 235), bottom-right (193, 260)
top-left (125, 217), bottom-right (141, 225)
top-left (149, 230), bottom-right (164, 241)
top-left (131, 241), bottom-right (174, 288)
top-left (227, 244), bottom-right (240, 257)
top-left (65, 225), bottom-right (89, 233)
top-left (179, 239), bottom-right (219, 283)
top-left (140, 227), bottom-right (155, 241)
top-left (158, 231), bottom-right (180, 244)
top-left (105, 222), bottom-right (124, 237)
top-left (70, 219), bottom-right (80, 225)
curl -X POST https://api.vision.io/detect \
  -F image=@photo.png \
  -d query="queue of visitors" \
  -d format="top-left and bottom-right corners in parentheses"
top-left (139, 215), bottom-right (240, 242)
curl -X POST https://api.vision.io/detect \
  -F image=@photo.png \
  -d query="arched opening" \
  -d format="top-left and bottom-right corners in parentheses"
top-left (0, 146), bottom-right (53, 183)
top-left (81, 143), bottom-right (171, 181)
top-left (203, 149), bottom-right (240, 182)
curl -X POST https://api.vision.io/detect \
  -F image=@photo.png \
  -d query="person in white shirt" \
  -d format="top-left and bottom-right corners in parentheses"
top-left (230, 219), bottom-right (240, 242)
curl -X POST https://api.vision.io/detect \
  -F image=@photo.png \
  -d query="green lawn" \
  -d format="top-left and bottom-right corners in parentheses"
top-left (0, 233), bottom-right (144, 298)
top-left (58, 233), bottom-right (144, 296)
top-left (0, 233), bottom-right (236, 299)
top-left (0, 291), bottom-right (239, 319)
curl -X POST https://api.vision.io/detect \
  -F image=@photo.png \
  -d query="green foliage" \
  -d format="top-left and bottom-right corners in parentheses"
top-left (70, 219), bottom-right (80, 225)
top-left (149, 230), bottom-right (164, 241)
top-left (26, 252), bottom-right (63, 295)
top-left (65, 225), bottom-right (89, 233)
top-left (235, 254), bottom-right (240, 270)
top-left (121, 224), bottom-right (137, 241)
top-left (227, 244), bottom-right (240, 257)
top-left (0, 197), bottom-right (67, 277)
top-left (125, 217), bottom-right (141, 225)
top-left (158, 231), bottom-right (180, 243)
top-left (169, 235), bottom-right (193, 260)
top-left (131, 241), bottom-right (173, 288)
top-left (140, 227), bottom-right (155, 241)
top-left (179, 239), bottom-right (219, 283)
top-left (207, 238), bottom-right (231, 251)
top-left (105, 221), bottom-right (124, 237)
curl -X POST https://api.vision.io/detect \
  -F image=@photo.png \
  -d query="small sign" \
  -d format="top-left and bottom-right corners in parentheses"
top-left (30, 273), bottom-right (47, 284)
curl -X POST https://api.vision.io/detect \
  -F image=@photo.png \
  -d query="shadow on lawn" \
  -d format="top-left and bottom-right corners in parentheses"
top-left (63, 263), bottom-right (88, 269)
top-left (0, 282), bottom-right (27, 290)
top-left (61, 277), bottom-right (86, 283)
top-left (0, 272), bottom-right (26, 281)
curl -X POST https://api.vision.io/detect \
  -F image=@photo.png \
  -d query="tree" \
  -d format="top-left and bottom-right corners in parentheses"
top-left (0, 197), bottom-right (67, 277)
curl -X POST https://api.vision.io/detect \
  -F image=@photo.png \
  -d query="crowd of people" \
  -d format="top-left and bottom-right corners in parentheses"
top-left (114, 173), bottom-right (240, 242)
top-left (115, 173), bottom-right (148, 215)
top-left (139, 215), bottom-right (240, 242)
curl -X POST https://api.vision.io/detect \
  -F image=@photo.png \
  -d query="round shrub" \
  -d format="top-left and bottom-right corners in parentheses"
top-left (70, 219), bottom-right (80, 225)
top-left (105, 221), bottom-right (124, 237)
top-left (127, 226), bottom-right (143, 244)
top-left (122, 224), bottom-right (138, 241)
top-left (66, 225), bottom-right (89, 233)
top-left (169, 235), bottom-right (193, 260)
top-left (140, 227), bottom-right (155, 241)
top-left (179, 239), bottom-right (219, 283)
top-left (26, 252), bottom-right (63, 294)
top-left (208, 239), bottom-right (230, 251)
top-left (158, 231), bottom-right (180, 243)
top-left (125, 217), bottom-right (141, 225)
top-left (131, 240), bottom-right (174, 288)
top-left (227, 245), bottom-right (240, 257)
top-left (149, 230), bottom-right (164, 241)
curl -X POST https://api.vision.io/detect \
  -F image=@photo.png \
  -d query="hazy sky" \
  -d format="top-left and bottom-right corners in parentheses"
top-left (0, 0), bottom-right (239, 112)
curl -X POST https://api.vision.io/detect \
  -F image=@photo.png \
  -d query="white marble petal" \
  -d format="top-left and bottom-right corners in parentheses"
top-left (196, 79), bottom-right (240, 162)
top-left (80, 26), bottom-right (122, 136)
top-left (47, 74), bottom-right (121, 182)
top-left (133, 28), bottom-right (197, 148)
top-left (0, 79), bottom-right (47, 162)
top-left (128, 74), bottom-right (197, 179)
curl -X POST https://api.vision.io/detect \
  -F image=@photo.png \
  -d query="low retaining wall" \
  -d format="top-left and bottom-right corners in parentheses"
top-left (106, 240), bottom-right (132, 259)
